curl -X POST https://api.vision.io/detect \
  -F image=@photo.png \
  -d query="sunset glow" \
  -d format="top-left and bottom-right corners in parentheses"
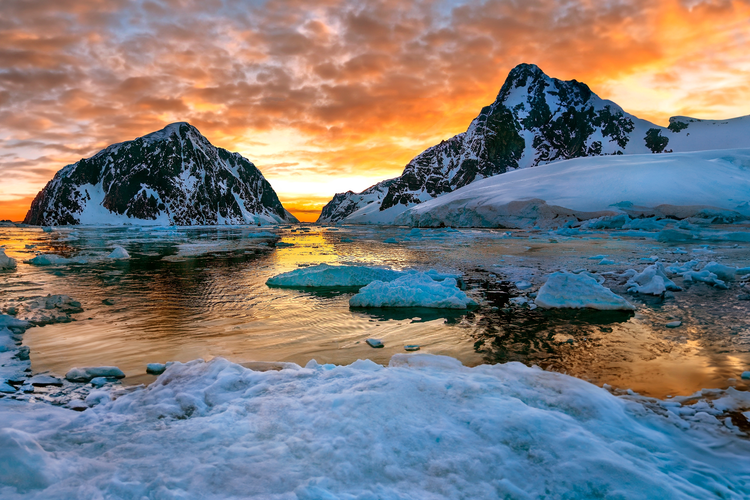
top-left (1, 0), bottom-right (749, 222)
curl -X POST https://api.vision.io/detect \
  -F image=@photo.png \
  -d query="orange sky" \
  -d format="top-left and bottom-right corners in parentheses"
top-left (1, 0), bottom-right (749, 222)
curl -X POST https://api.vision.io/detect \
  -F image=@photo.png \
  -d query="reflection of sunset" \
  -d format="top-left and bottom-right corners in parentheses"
top-left (1, 0), bottom-right (750, 222)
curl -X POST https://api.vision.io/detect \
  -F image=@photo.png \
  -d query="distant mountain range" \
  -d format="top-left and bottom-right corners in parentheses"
top-left (318, 63), bottom-right (750, 224)
top-left (25, 122), bottom-right (297, 226)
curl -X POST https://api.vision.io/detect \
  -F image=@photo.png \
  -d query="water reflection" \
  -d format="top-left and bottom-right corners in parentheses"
top-left (1, 224), bottom-right (749, 398)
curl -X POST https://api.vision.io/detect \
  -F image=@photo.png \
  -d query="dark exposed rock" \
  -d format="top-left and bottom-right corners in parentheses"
top-left (25, 123), bottom-right (297, 226)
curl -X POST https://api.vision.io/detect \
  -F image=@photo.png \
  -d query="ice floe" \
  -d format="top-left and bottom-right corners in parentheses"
top-left (627, 263), bottom-right (681, 295)
top-left (350, 273), bottom-right (475, 309)
top-left (535, 272), bottom-right (635, 310)
top-left (0, 248), bottom-right (17, 270)
top-left (64, 366), bottom-right (125, 383)
top-left (267, 263), bottom-right (403, 288)
top-left (25, 254), bottom-right (87, 266)
top-left (106, 246), bottom-right (130, 260)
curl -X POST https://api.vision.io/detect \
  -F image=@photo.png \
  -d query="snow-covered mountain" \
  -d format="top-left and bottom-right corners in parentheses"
top-left (319, 63), bottom-right (750, 224)
top-left (25, 123), bottom-right (298, 226)
top-left (317, 178), bottom-right (396, 224)
top-left (395, 148), bottom-right (750, 229)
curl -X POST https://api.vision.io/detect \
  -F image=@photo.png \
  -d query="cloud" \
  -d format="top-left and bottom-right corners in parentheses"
top-left (1, 0), bottom-right (749, 222)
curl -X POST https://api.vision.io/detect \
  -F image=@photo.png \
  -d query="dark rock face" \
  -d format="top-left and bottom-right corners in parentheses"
top-left (25, 123), bottom-right (297, 226)
top-left (380, 63), bottom-right (639, 210)
top-left (317, 178), bottom-right (396, 224)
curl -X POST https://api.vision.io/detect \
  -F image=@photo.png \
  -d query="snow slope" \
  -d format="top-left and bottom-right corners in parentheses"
top-left (395, 148), bottom-right (750, 228)
top-left (320, 64), bottom-right (750, 225)
top-left (1, 355), bottom-right (749, 499)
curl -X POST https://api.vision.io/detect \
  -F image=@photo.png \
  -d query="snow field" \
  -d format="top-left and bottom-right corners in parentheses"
top-left (1, 355), bottom-right (749, 499)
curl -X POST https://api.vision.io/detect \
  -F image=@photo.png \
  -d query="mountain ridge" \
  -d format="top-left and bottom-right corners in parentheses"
top-left (318, 63), bottom-right (750, 224)
top-left (25, 122), bottom-right (297, 226)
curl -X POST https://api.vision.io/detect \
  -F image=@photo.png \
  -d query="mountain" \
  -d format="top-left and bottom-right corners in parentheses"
top-left (25, 123), bottom-right (298, 226)
top-left (318, 63), bottom-right (750, 224)
top-left (317, 178), bottom-right (396, 224)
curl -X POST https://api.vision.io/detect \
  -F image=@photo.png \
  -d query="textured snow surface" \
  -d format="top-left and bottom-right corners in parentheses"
top-left (267, 263), bottom-right (404, 288)
top-left (535, 272), bottom-right (636, 310)
top-left (1, 355), bottom-right (749, 499)
top-left (395, 149), bottom-right (750, 228)
top-left (350, 273), bottom-right (475, 309)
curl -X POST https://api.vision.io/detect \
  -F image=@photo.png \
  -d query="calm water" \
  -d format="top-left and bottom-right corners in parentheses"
top-left (1, 224), bottom-right (749, 398)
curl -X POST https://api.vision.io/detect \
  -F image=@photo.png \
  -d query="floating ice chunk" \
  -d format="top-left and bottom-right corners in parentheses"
top-left (657, 229), bottom-right (696, 243)
top-left (509, 297), bottom-right (530, 307)
top-left (366, 338), bottom-right (384, 348)
top-left (666, 260), bottom-right (699, 275)
top-left (587, 255), bottom-right (607, 260)
top-left (65, 366), bottom-right (125, 383)
top-left (350, 273), bottom-right (475, 309)
top-left (84, 390), bottom-right (111, 407)
top-left (146, 363), bottom-right (167, 375)
top-left (26, 254), bottom-right (87, 266)
top-left (267, 263), bottom-right (403, 288)
top-left (383, 237), bottom-right (397, 244)
top-left (682, 270), bottom-right (728, 289)
top-left (599, 259), bottom-right (615, 265)
top-left (28, 375), bottom-right (63, 387)
top-left (66, 399), bottom-right (88, 411)
top-left (627, 263), bottom-right (681, 295)
top-left (741, 371), bottom-right (750, 380)
top-left (404, 345), bottom-right (420, 351)
top-left (639, 255), bottom-right (659, 263)
top-left (41, 226), bottom-right (53, 232)
top-left (702, 262), bottom-right (738, 282)
top-left (89, 377), bottom-right (109, 388)
top-left (535, 272), bottom-right (635, 311)
top-left (275, 241), bottom-right (294, 248)
top-left (0, 248), bottom-right (17, 269)
top-left (107, 246), bottom-right (130, 260)
top-left (666, 321), bottom-right (682, 328)
top-left (0, 428), bottom-right (57, 491)
top-left (580, 214), bottom-right (630, 229)
top-left (0, 380), bottom-right (15, 393)
top-left (515, 280), bottom-right (532, 290)
top-left (245, 231), bottom-right (277, 238)
top-left (624, 217), bottom-right (672, 231)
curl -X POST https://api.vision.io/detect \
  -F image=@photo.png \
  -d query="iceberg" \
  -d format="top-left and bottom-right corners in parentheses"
top-left (65, 366), bottom-right (125, 383)
top-left (535, 272), bottom-right (635, 311)
top-left (267, 263), bottom-right (403, 288)
top-left (350, 273), bottom-right (475, 309)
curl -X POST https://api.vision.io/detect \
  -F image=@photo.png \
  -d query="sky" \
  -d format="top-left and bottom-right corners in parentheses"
top-left (1, 0), bottom-right (749, 222)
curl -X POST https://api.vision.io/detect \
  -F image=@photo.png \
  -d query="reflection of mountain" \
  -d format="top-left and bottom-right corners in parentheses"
top-left (25, 123), bottom-right (298, 226)
top-left (319, 63), bottom-right (750, 224)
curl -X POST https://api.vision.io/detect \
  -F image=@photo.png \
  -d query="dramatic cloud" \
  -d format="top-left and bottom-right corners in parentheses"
top-left (1, 0), bottom-right (749, 221)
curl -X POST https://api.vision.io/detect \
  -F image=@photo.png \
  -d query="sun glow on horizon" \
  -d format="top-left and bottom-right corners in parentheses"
top-left (1, 0), bottom-right (750, 223)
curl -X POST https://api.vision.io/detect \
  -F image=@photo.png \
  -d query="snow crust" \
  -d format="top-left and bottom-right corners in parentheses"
top-left (1, 355), bottom-right (749, 499)
top-left (535, 272), bottom-right (635, 310)
top-left (395, 149), bottom-right (750, 228)
top-left (350, 273), bottom-right (475, 309)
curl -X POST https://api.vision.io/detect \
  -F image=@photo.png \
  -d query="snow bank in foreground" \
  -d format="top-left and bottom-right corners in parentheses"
top-left (535, 272), bottom-right (635, 310)
top-left (350, 272), bottom-right (475, 308)
top-left (1, 355), bottom-right (749, 499)
top-left (266, 263), bottom-right (403, 288)
top-left (395, 148), bottom-right (750, 228)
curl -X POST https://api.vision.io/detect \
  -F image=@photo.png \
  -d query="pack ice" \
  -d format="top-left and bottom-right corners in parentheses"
top-left (1, 355), bottom-right (748, 499)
